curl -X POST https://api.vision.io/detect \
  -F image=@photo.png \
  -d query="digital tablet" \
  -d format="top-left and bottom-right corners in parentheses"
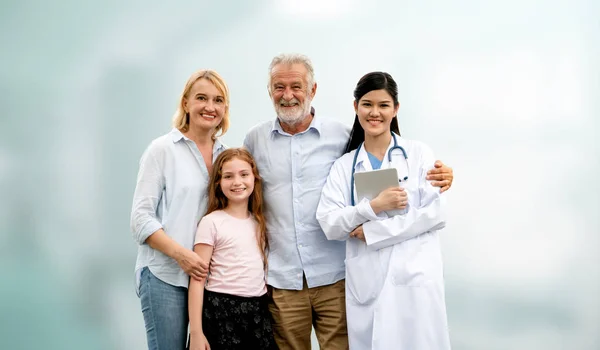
top-left (354, 167), bottom-right (399, 201)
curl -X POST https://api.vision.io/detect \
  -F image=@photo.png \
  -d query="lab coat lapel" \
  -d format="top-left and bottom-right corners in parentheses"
top-left (354, 145), bottom-right (373, 173)
top-left (381, 134), bottom-right (399, 170)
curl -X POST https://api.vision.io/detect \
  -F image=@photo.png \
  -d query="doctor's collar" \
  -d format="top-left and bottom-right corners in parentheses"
top-left (271, 106), bottom-right (321, 137)
top-left (353, 132), bottom-right (403, 169)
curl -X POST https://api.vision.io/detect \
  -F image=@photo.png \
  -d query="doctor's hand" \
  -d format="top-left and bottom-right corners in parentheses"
top-left (350, 225), bottom-right (365, 242)
top-left (427, 160), bottom-right (453, 193)
top-left (370, 187), bottom-right (408, 214)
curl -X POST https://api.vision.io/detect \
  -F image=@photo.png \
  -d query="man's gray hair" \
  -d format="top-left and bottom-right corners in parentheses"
top-left (267, 53), bottom-right (316, 93)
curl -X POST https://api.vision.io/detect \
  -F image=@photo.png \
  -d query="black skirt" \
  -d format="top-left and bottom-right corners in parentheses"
top-left (198, 289), bottom-right (277, 350)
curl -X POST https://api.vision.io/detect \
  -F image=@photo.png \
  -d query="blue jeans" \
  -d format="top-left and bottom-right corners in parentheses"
top-left (139, 267), bottom-right (188, 350)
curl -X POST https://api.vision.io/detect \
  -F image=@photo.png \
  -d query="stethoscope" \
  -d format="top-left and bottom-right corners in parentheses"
top-left (350, 132), bottom-right (408, 206)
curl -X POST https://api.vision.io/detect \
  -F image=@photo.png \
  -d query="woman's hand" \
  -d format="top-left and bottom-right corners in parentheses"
top-left (350, 225), bottom-right (365, 242)
top-left (189, 333), bottom-right (211, 350)
top-left (175, 248), bottom-right (208, 281)
top-left (370, 187), bottom-right (408, 214)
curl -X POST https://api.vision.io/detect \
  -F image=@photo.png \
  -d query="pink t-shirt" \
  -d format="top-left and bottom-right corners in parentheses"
top-left (194, 210), bottom-right (267, 297)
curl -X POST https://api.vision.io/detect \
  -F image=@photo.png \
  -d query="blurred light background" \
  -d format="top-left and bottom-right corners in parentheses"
top-left (1, 0), bottom-right (598, 349)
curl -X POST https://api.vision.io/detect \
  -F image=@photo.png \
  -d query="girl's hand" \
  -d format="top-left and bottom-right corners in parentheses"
top-left (370, 187), bottom-right (408, 214)
top-left (189, 333), bottom-right (211, 350)
top-left (175, 248), bottom-right (208, 281)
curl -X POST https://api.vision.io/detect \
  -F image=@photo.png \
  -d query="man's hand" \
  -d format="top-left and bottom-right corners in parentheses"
top-left (427, 160), bottom-right (453, 193)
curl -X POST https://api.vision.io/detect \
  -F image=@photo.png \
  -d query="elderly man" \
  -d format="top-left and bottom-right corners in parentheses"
top-left (243, 53), bottom-right (454, 349)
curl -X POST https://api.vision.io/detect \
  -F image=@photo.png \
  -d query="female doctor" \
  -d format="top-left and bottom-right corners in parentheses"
top-left (316, 72), bottom-right (451, 349)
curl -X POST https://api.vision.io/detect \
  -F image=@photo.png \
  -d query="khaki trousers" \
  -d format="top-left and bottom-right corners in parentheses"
top-left (268, 276), bottom-right (348, 350)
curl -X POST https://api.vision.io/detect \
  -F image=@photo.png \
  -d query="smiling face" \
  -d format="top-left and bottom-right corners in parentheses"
top-left (355, 89), bottom-right (400, 138)
top-left (219, 157), bottom-right (255, 204)
top-left (269, 63), bottom-right (316, 126)
top-left (183, 78), bottom-right (226, 133)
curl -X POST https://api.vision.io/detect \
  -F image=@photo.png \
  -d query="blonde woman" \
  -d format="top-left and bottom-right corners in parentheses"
top-left (130, 70), bottom-right (230, 350)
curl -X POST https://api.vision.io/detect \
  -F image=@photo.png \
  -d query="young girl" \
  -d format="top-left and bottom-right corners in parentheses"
top-left (316, 72), bottom-right (451, 349)
top-left (188, 148), bottom-right (276, 350)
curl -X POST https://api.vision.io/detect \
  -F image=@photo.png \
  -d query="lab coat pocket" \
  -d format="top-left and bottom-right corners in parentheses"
top-left (390, 235), bottom-right (435, 287)
top-left (345, 252), bottom-right (385, 305)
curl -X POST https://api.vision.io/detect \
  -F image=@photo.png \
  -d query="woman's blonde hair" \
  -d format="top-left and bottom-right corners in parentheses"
top-left (172, 69), bottom-right (230, 139)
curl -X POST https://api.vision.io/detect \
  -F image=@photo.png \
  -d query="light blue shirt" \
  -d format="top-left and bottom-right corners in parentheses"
top-left (130, 128), bottom-right (225, 292)
top-left (243, 110), bottom-right (350, 290)
top-left (367, 152), bottom-right (383, 170)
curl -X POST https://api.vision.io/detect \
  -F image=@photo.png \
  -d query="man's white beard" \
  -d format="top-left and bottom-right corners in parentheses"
top-left (275, 97), bottom-right (313, 126)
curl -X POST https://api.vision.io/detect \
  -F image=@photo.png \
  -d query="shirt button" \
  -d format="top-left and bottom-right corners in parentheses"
top-left (298, 244), bottom-right (303, 248)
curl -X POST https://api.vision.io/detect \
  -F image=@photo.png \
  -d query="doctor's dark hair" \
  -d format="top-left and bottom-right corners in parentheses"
top-left (345, 72), bottom-right (401, 153)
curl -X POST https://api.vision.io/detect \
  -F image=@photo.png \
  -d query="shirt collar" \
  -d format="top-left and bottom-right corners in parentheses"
top-left (270, 106), bottom-right (321, 137)
top-left (213, 138), bottom-right (225, 152)
top-left (354, 132), bottom-right (402, 170)
top-left (170, 128), bottom-right (225, 153)
top-left (170, 128), bottom-right (185, 142)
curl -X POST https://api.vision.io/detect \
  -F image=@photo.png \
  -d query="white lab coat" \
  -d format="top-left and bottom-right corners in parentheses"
top-left (316, 134), bottom-right (451, 350)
